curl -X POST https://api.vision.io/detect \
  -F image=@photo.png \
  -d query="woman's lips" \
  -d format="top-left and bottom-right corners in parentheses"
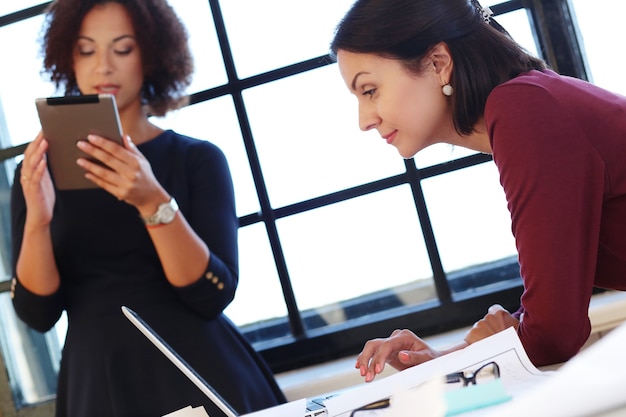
top-left (95, 85), bottom-right (120, 95)
top-left (383, 131), bottom-right (397, 144)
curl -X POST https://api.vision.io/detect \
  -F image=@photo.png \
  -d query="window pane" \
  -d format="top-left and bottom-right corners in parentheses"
top-left (571, 0), bottom-right (626, 94)
top-left (0, 293), bottom-right (64, 408)
top-left (224, 223), bottom-right (289, 329)
top-left (413, 144), bottom-right (476, 169)
top-left (245, 65), bottom-right (405, 208)
top-left (421, 162), bottom-right (517, 278)
top-left (0, 16), bottom-right (55, 148)
top-left (152, 96), bottom-right (260, 216)
top-left (0, 160), bottom-right (15, 278)
top-left (0, 2), bottom-right (43, 16)
top-left (168, 0), bottom-right (228, 93)
top-left (495, 9), bottom-right (539, 58)
top-left (478, 0), bottom-right (539, 59)
top-left (220, 0), bottom-right (355, 78)
top-left (277, 185), bottom-right (436, 329)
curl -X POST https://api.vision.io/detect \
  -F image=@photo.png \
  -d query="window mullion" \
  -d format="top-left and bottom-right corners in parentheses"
top-left (404, 159), bottom-right (452, 304)
top-left (526, 0), bottom-right (589, 79)
top-left (207, 0), bottom-right (306, 337)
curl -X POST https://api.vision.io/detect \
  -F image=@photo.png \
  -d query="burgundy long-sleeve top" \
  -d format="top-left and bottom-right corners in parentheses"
top-left (485, 69), bottom-right (626, 366)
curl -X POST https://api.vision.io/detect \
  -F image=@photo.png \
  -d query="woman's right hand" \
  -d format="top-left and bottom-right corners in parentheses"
top-left (20, 132), bottom-right (55, 226)
top-left (355, 329), bottom-right (442, 382)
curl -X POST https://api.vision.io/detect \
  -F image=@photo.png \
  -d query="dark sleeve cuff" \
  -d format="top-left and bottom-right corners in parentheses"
top-left (172, 256), bottom-right (237, 319)
top-left (11, 277), bottom-right (65, 333)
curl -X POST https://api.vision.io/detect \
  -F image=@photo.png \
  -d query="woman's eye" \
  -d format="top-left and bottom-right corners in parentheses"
top-left (363, 88), bottom-right (376, 97)
top-left (114, 48), bottom-right (132, 55)
top-left (77, 49), bottom-right (94, 56)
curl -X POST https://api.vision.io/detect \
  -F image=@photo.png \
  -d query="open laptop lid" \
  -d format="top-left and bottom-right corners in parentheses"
top-left (121, 306), bottom-right (239, 417)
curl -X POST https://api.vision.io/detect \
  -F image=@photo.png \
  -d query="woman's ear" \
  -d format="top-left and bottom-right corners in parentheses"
top-left (430, 42), bottom-right (453, 82)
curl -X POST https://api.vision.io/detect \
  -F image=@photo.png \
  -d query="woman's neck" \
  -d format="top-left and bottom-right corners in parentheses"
top-left (448, 118), bottom-right (492, 154)
top-left (119, 103), bottom-right (164, 145)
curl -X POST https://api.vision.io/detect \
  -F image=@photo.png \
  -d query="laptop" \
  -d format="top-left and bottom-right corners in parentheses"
top-left (121, 306), bottom-right (333, 417)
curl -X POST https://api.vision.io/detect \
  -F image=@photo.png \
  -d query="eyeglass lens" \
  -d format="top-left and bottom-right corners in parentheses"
top-left (446, 361), bottom-right (501, 387)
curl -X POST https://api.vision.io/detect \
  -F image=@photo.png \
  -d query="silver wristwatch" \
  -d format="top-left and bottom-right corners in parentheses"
top-left (142, 198), bottom-right (179, 227)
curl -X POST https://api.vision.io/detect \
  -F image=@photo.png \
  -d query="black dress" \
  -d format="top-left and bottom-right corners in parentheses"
top-left (11, 130), bottom-right (286, 417)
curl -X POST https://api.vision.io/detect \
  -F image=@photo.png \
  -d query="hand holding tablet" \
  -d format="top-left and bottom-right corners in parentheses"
top-left (35, 94), bottom-right (123, 190)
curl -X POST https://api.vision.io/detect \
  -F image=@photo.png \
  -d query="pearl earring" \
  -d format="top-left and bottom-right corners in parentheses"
top-left (442, 84), bottom-right (454, 96)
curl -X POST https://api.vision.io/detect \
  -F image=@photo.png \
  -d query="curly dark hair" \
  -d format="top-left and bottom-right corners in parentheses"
top-left (40, 0), bottom-right (193, 116)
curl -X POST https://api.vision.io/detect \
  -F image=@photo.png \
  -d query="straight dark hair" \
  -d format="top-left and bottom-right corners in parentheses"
top-left (330, 0), bottom-right (546, 135)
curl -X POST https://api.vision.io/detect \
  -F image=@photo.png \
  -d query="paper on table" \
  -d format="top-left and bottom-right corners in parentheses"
top-left (482, 321), bottom-right (626, 417)
top-left (380, 378), bottom-right (447, 417)
top-left (323, 327), bottom-right (552, 417)
top-left (162, 405), bottom-right (209, 417)
top-left (240, 398), bottom-right (307, 417)
top-left (162, 398), bottom-right (306, 417)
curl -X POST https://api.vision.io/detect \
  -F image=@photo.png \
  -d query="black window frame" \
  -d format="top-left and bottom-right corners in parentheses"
top-left (0, 0), bottom-right (589, 380)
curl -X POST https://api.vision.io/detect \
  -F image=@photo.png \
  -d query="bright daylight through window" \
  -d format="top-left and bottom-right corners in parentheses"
top-left (0, 0), bottom-right (624, 413)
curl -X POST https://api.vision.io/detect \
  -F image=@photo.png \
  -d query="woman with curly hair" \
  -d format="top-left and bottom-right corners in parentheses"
top-left (10, 1), bottom-right (286, 416)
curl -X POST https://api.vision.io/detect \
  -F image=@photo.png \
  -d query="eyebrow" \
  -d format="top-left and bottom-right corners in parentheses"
top-left (351, 71), bottom-right (369, 91)
top-left (77, 34), bottom-right (136, 43)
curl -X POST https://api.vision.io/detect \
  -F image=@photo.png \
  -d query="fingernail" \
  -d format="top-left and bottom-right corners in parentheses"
top-left (399, 351), bottom-right (410, 361)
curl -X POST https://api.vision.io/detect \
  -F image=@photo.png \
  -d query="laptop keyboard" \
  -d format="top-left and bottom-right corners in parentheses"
top-left (304, 393), bottom-right (338, 417)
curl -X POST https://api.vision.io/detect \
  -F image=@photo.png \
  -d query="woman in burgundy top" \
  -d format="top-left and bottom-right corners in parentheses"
top-left (330, 0), bottom-right (626, 380)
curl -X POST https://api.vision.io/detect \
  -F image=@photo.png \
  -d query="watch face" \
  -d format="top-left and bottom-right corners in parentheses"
top-left (159, 204), bottom-right (176, 223)
top-left (145, 198), bottom-right (179, 226)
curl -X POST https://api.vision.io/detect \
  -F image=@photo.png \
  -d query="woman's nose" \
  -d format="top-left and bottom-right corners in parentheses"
top-left (95, 51), bottom-right (113, 74)
top-left (358, 104), bottom-right (380, 132)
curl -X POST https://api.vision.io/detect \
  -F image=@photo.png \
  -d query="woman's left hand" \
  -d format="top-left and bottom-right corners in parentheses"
top-left (76, 134), bottom-right (167, 211)
top-left (464, 304), bottom-right (520, 344)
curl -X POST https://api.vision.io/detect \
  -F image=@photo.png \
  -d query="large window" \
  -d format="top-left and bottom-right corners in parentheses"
top-left (0, 0), bottom-right (623, 413)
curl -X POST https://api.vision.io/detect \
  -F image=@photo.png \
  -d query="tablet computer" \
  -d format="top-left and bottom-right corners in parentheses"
top-left (35, 94), bottom-right (123, 190)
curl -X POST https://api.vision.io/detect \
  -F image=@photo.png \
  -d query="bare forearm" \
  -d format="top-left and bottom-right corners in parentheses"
top-left (440, 341), bottom-right (470, 356)
top-left (146, 214), bottom-right (210, 287)
top-left (16, 224), bottom-right (60, 295)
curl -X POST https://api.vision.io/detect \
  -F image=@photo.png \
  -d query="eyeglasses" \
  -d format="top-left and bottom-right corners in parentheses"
top-left (445, 361), bottom-right (500, 387)
top-left (349, 398), bottom-right (391, 417)
top-left (349, 361), bottom-right (501, 416)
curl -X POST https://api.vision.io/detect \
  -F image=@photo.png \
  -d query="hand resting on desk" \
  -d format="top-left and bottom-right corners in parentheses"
top-left (355, 304), bottom-right (520, 382)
